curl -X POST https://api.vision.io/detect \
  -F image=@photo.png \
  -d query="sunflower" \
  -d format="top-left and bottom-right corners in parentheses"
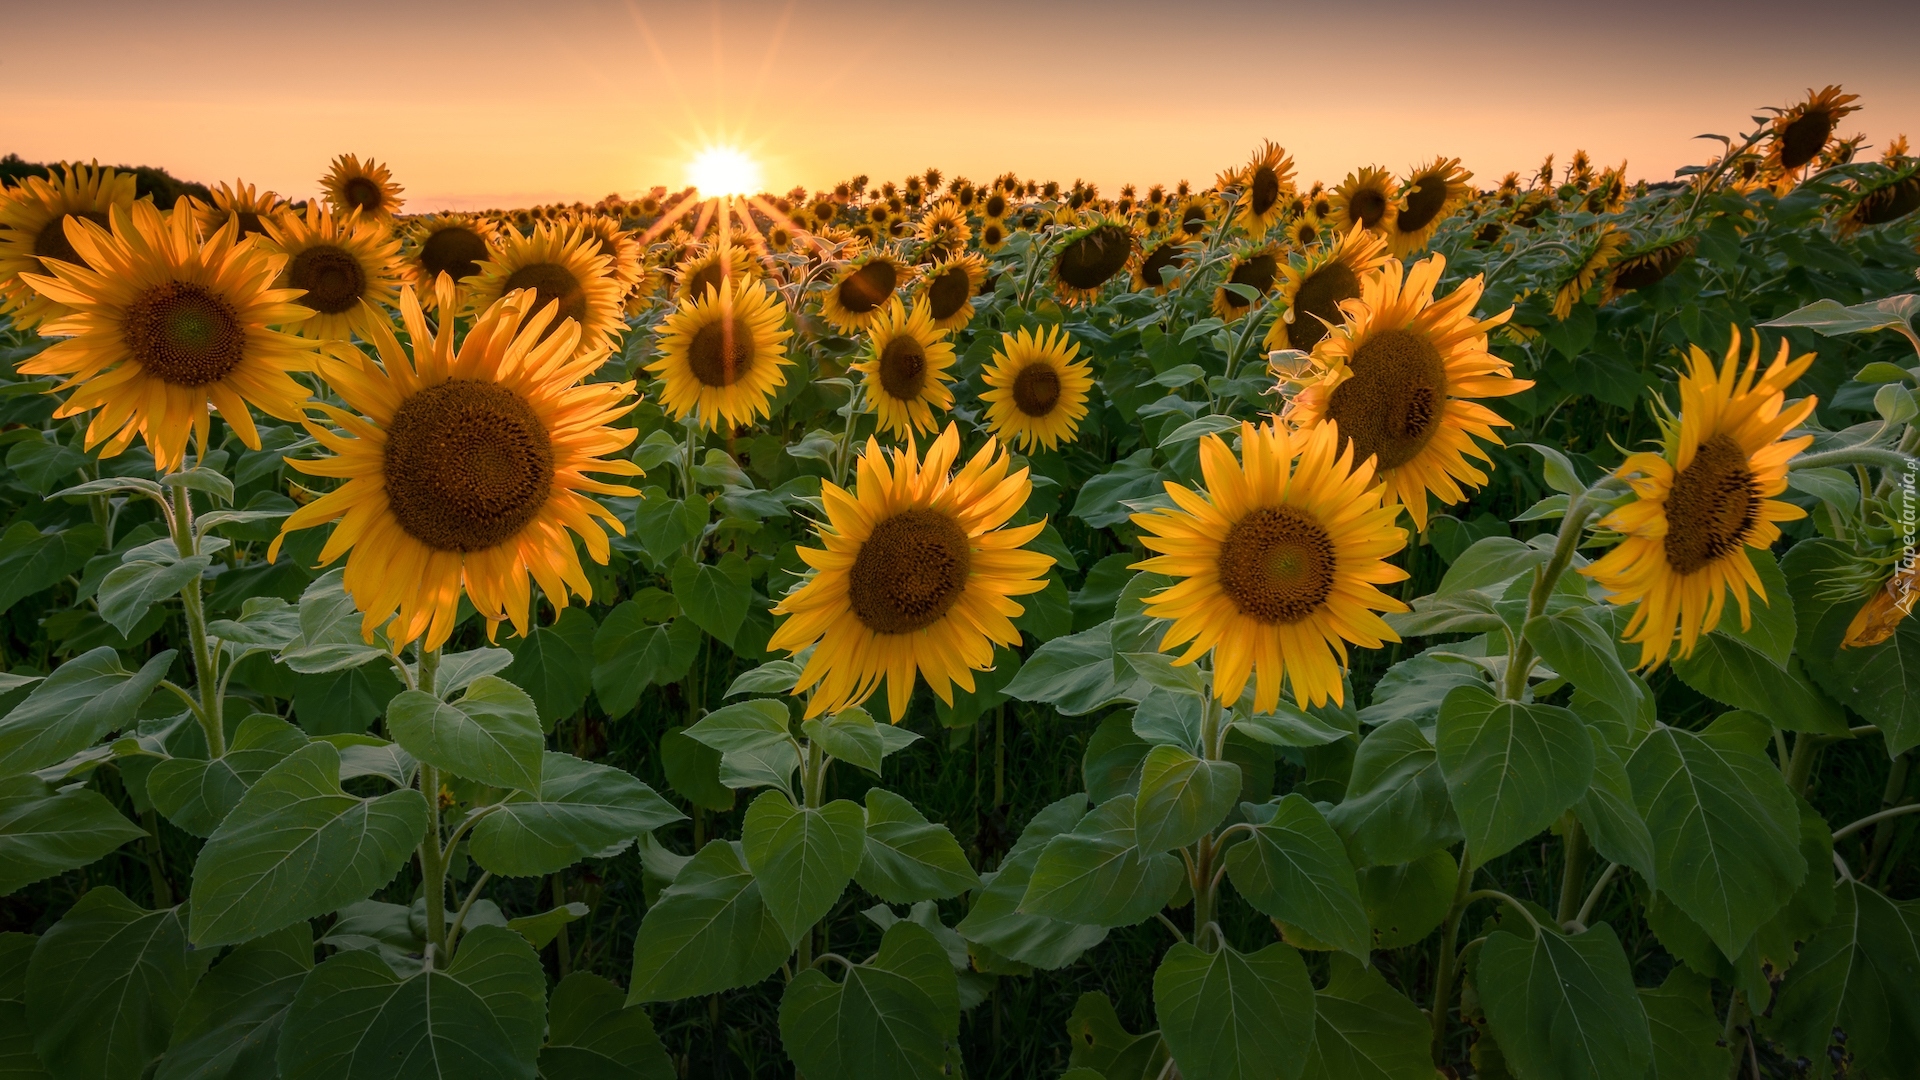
top-left (1329, 167), bottom-right (1399, 236)
top-left (916, 200), bottom-right (971, 259)
top-left (1767, 86), bottom-right (1862, 173)
top-left (1286, 213), bottom-right (1322, 250)
top-left (851, 297), bottom-right (957, 437)
top-left (976, 219), bottom-right (1009, 252)
top-left (1551, 226), bottom-right (1630, 319)
top-left (561, 212), bottom-right (645, 291)
top-left (1602, 233), bottom-right (1697, 304)
top-left (270, 281), bottom-right (641, 651)
top-left (768, 425), bottom-right (1053, 721)
top-left (465, 222), bottom-right (626, 359)
top-left (1051, 217), bottom-right (1135, 305)
top-left (257, 204), bottom-right (403, 341)
top-left (820, 252), bottom-right (912, 332)
top-left (674, 244), bottom-right (758, 303)
top-left (0, 162), bottom-right (140, 330)
top-left (646, 279), bottom-right (792, 431)
top-left (399, 213), bottom-right (500, 310)
top-left (1839, 166), bottom-right (1920, 236)
top-left (1175, 197), bottom-right (1214, 240)
top-left (1131, 421), bottom-right (1409, 712)
top-left (1582, 330), bottom-right (1816, 668)
top-left (1208, 244), bottom-right (1282, 321)
top-left (1843, 561), bottom-right (1920, 649)
top-left (979, 323), bottom-right (1094, 452)
top-left (1282, 255), bottom-right (1528, 530)
top-left (321, 154), bottom-right (404, 219)
top-left (1234, 141), bottom-right (1297, 239)
top-left (192, 180), bottom-right (285, 242)
top-left (917, 253), bottom-right (986, 331)
top-left (980, 190), bottom-right (1011, 221)
top-left (1132, 237), bottom-right (1189, 294)
top-left (17, 201), bottom-right (320, 471)
top-left (1264, 227), bottom-right (1392, 353)
top-left (1387, 158), bottom-right (1472, 257)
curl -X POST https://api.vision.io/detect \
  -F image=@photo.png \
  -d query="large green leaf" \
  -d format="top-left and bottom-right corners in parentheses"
top-left (386, 676), bottom-right (543, 791)
top-left (629, 487), bottom-right (707, 567)
top-left (1358, 850), bottom-right (1458, 949)
top-left (291, 664), bottom-right (402, 737)
top-left (660, 725), bottom-right (733, 812)
top-left (1435, 685), bottom-right (1594, 864)
top-left (502, 608), bottom-right (595, 730)
top-left (0, 776), bottom-right (145, 895)
top-left (742, 790), bottom-right (864, 945)
top-left (157, 923), bottom-right (312, 1080)
top-left (1626, 713), bottom-right (1804, 958)
top-left (1639, 968), bottom-right (1731, 1080)
top-left (1002, 623), bottom-right (1146, 716)
top-left (0, 932), bottom-right (47, 1080)
top-left (803, 707), bottom-right (886, 774)
top-left (1133, 744), bottom-right (1240, 853)
top-left (591, 604), bottom-right (699, 717)
top-left (778, 921), bottom-right (959, 1080)
top-left (1223, 795), bottom-right (1369, 961)
top-left (681, 699), bottom-right (792, 755)
top-left (147, 714), bottom-right (309, 837)
top-left (955, 794), bottom-right (1108, 969)
top-left (1473, 922), bottom-right (1652, 1080)
top-left (0, 522), bottom-right (102, 614)
top-left (277, 925), bottom-right (544, 1080)
top-left (98, 544), bottom-right (211, 637)
top-left (1324, 718), bottom-right (1462, 867)
top-left (1021, 793), bottom-right (1182, 928)
top-left (1764, 880), bottom-right (1920, 1079)
top-left (1065, 991), bottom-right (1168, 1080)
top-left (277, 570), bottom-right (388, 675)
top-left (1789, 536), bottom-right (1920, 757)
top-left (188, 742), bottom-right (429, 947)
top-left (1570, 728), bottom-right (1657, 889)
top-left (1523, 608), bottom-right (1649, 742)
top-left (25, 888), bottom-right (196, 1080)
top-left (856, 788), bottom-right (979, 903)
top-left (1672, 634), bottom-right (1847, 735)
top-left (1153, 940), bottom-right (1316, 1080)
top-left (670, 553), bottom-right (752, 647)
top-left (626, 840), bottom-right (791, 1003)
top-left (470, 751), bottom-right (682, 877)
top-left (1302, 953), bottom-right (1433, 1080)
top-left (538, 972), bottom-right (672, 1080)
top-left (0, 647), bottom-right (174, 778)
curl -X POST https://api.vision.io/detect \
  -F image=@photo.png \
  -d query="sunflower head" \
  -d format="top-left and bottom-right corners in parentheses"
top-left (1839, 166), bottom-right (1920, 236)
top-left (321, 154), bottom-right (404, 219)
top-left (1235, 141), bottom-right (1298, 237)
top-left (0, 162), bottom-right (140, 330)
top-left (645, 278), bottom-right (793, 431)
top-left (1051, 217), bottom-right (1135, 304)
top-left (1552, 226), bottom-right (1630, 319)
top-left (1211, 243), bottom-right (1282, 321)
top-left (1768, 85), bottom-right (1863, 172)
top-left (466, 221), bottom-right (627, 359)
top-left (674, 244), bottom-right (757, 303)
top-left (917, 253), bottom-right (986, 331)
top-left (258, 203), bottom-right (404, 341)
top-left (193, 180), bottom-right (285, 243)
top-left (852, 297), bottom-right (958, 438)
top-left (979, 323), bottom-right (1095, 452)
top-left (1265, 226), bottom-right (1391, 354)
top-left (916, 200), bottom-right (971, 259)
top-left (1132, 238), bottom-right (1190, 294)
top-left (1603, 232), bottom-right (1698, 303)
top-left (821, 252), bottom-right (912, 331)
top-left (1330, 167), bottom-right (1399, 236)
top-left (1175, 197), bottom-right (1215, 239)
top-left (977, 219), bottom-right (1009, 252)
top-left (401, 213), bottom-right (500, 310)
top-left (1387, 157), bottom-right (1473, 257)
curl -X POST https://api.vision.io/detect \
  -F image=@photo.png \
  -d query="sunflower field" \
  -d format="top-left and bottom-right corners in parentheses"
top-left (2, 85), bottom-right (1920, 1080)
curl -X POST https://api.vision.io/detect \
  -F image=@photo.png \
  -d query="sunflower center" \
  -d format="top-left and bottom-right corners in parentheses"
top-left (1180, 205), bottom-right (1209, 236)
top-left (1289, 263), bottom-right (1362, 351)
top-left (382, 379), bottom-right (555, 553)
top-left (1216, 506), bottom-right (1335, 624)
top-left (1249, 167), bottom-right (1282, 218)
top-left (33, 210), bottom-right (111, 271)
top-left (1221, 253), bottom-right (1278, 311)
top-left (1012, 361), bottom-right (1062, 417)
top-left (503, 262), bottom-right (586, 339)
top-left (421, 226), bottom-right (489, 283)
top-left (123, 282), bottom-right (246, 387)
top-left (848, 509), bottom-right (972, 635)
top-left (1323, 327), bottom-right (1448, 470)
top-left (288, 245), bottom-right (368, 315)
top-left (838, 261), bottom-right (898, 314)
top-left (1056, 225), bottom-right (1133, 292)
top-left (1139, 242), bottom-right (1186, 288)
top-left (1779, 111), bottom-right (1833, 171)
top-left (235, 211), bottom-right (268, 239)
top-left (1663, 434), bottom-right (1758, 576)
top-left (927, 267), bottom-right (971, 320)
top-left (878, 335), bottom-right (928, 400)
top-left (1349, 188), bottom-right (1389, 229)
top-left (343, 177), bottom-right (385, 213)
top-left (687, 313), bottom-right (757, 387)
top-left (1397, 176), bottom-right (1449, 233)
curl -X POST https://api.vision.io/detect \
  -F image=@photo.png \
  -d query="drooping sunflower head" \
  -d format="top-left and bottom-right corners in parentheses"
top-left (271, 280), bottom-right (642, 651)
top-left (1282, 254), bottom-right (1528, 530)
top-left (1264, 226), bottom-right (1392, 353)
top-left (1582, 329), bottom-right (1817, 668)
top-left (1236, 141), bottom-right (1297, 237)
top-left (400, 213), bottom-right (500, 310)
top-left (768, 424), bottom-right (1054, 720)
top-left (852, 297), bottom-right (957, 438)
top-left (1131, 421), bottom-right (1409, 712)
top-left (1330, 167), bottom-right (1399, 236)
top-left (917, 253), bottom-right (986, 331)
top-left (1051, 217), bottom-right (1135, 305)
top-left (1602, 231), bottom-right (1698, 304)
top-left (1767, 85), bottom-right (1863, 172)
top-left (979, 323), bottom-right (1095, 452)
top-left (465, 221), bottom-right (626, 359)
top-left (1211, 243), bottom-right (1283, 321)
top-left (1132, 237), bottom-right (1190, 294)
top-left (916, 200), bottom-right (971, 259)
top-left (0, 162), bottom-right (140, 330)
top-left (1387, 157), bottom-right (1473, 257)
top-left (321, 154), bottom-right (404, 219)
top-left (192, 180), bottom-right (285, 243)
top-left (258, 203), bottom-right (403, 341)
top-left (645, 278), bottom-right (793, 431)
top-left (17, 201), bottom-right (322, 471)
top-left (1552, 226), bottom-right (1630, 319)
top-left (1838, 165), bottom-right (1920, 236)
top-left (821, 252), bottom-right (913, 331)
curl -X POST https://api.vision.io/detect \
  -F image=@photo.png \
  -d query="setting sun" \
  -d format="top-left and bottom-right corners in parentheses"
top-left (686, 145), bottom-right (761, 197)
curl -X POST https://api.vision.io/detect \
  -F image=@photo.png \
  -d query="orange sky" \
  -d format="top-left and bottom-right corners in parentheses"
top-left (5, 0), bottom-right (1918, 211)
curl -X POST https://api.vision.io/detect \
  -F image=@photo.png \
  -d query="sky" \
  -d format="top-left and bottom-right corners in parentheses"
top-left (4, 0), bottom-right (1918, 211)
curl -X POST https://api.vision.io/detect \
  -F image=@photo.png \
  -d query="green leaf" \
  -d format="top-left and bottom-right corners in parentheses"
top-left (803, 707), bottom-right (885, 774)
top-left (506, 902), bottom-right (588, 950)
top-left (470, 751), bottom-right (682, 878)
top-left (6, 438), bottom-right (86, 496)
top-left (1083, 713), bottom-right (1149, 803)
top-left (98, 547), bottom-right (210, 637)
top-left (0, 647), bottom-right (174, 778)
top-left (1153, 940), bottom-right (1315, 1080)
top-left (1515, 443), bottom-right (1585, 497)
top-left (539, 972), bottom-right (672, 1080)
top-left (26, 888), bottom-right (195, 1080)
top-left (778, 921), bottom-right (959, 1080)
top-left (1765, 880), bottom-right (1920, 1079)
top-left (1302, 953), bottom-right (1434, 1080)
top-left (1523, 609), bottom-right (1649, 739)
top-left (1224, 795), bottom-right (1369, 960)
top-left (1672, 634), bottom-right (1847, 735)
top-left (684, 699), bottom-right (792, 754)
top-left (660, 726), bottom-right (733, 812)
top-left (1021, 794), bottom-right (1182, 928)
top-left (1358, 850), bottom-right (1458, 949)
top-left (503, 608), bottom-right (595, 730)
top-left (670, 553), bottom-right (752, 647)
top-left (387, 676), bottom-right (543, 791)
top-left (1790, 539), bottom-right (1920, 756)
top-left (277, 925), bottom-right (543, 1080)
top-left (1358, 654), bottom-right (1486, 730)
top-left (1065, 990), bottom-right (1168, 1080)
top-left (626, 840), bottom-right (790, 1003)
top-left (1640, 968), bottom-right (1731, 1080)
top-left (156, 923), bottom-right (312, 1080)
top-left (1761, 294), bottom-right (1920, 336)
top-left (742, 790), bottom-right (865, 945)
top-left (1324, 717), bottom-right (1462, 867)
top-left (1571, 728), bottom-right (1658, 889)
top-left (188, 742), bottom-right (429, 947)
top-left (162, 468), bottom-right (235, 505)
top-left (1003, 623), bottom-right (1145, 716)
top-left (1134, 745), bottom-right (1240, 853)
top-left (590, 607), bottom-right (700, 717)
top-left (278, 570), bottom-right (388, 675)
top-left (726, 659), bottom-right (802, 698)
top-left (0, 776), bottom-right (146, 895)
top-left (1435, 685), bottom-right (1594, 864)
top-left (955, 795), bottom-right (1108, 969)
top-left (1627, 713), bottom-right (1805, 958)
top-left (1473, 922), bottom-right (1652, 1080)
top-left (147, 713), bottom-right (309, 837)
top-left (857, 788), bottom-right (979, 903)
top-left (1230, 700), bottom-right (1356, 748)
top-left (292, 663), bottom-right (403, 737)
top-left (0, 522), bottom-right (102, 614)
top-left (415, 648), bottom-right (513, 700)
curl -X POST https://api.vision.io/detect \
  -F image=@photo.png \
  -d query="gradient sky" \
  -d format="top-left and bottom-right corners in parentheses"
top-left (5, 0), bottom-right (1918, 211)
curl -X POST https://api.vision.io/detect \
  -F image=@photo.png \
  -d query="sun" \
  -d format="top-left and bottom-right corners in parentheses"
top-left (687, 146), bottom-right (762, 198)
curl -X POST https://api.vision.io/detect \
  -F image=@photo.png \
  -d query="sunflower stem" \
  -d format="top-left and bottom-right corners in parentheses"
top-left (1503, 489), bottom-right (1598, 700)
top-left (169, 482), bottom-right (224, 757)
top-left (1429, 849), bottom-right (1477, 1066)
top-left (417, 647), bottom-right (447, 964)
top-left (1792, 446), bottom-right (1915, 472)
top-left (1555, 816), bottom-right (1592, 925)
